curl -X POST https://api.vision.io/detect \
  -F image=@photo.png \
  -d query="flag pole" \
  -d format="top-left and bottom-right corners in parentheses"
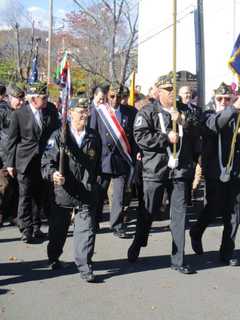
top-left (59, 52), bottom-right (71, 175)
top-left (172, 0), bottom-right (177, 158)
top-left (47, 0), bottom-right (53, 85)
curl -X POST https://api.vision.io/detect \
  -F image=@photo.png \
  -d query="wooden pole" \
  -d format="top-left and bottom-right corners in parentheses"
top-left (47, 0), bottom-right (53, 84)
top-left (173, 0), bottom-right (177, 158)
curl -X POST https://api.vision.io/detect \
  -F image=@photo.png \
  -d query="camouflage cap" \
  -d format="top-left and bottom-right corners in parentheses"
top-left (214, 82), bottom-right (233, 95)
top-left (7, 83), bottom-right (25, 98)
top-left (69, 97), bottom-right (89, 109)
top-left (108, 83), bottom-right (123, 96)
top-left (27, 82), bottom-right (48, 96)
top-left (155, 71), bottom-right (179, 88)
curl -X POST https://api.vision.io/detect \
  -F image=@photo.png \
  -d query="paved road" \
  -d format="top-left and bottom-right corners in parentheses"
top-left (1, 207), bottom-right (240, 320)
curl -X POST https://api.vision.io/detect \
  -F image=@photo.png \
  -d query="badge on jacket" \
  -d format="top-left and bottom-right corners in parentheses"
top-left (46, 138), bottom-right (55, 150)
top-left (135, 116), bottom-right (143, 127)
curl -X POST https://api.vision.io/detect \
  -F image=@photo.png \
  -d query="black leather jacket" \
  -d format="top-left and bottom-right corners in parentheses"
top-left (41, 125), bottom-right (101, 208)
top-left (134, 101), bottom-right (201, 182)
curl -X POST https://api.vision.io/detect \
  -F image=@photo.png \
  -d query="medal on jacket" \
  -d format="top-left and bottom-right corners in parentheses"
top-left (218, 114), bottom-right (240, 183)
top-left (158, 112), bottom-right (183, 169)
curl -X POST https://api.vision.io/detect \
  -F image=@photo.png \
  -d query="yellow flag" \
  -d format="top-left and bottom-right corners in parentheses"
top-left (128, 70), bottom-right (135, 107)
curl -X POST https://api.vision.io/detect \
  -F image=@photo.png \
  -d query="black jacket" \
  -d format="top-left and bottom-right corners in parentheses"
top-left (41, 126), bottom-right (101, 208)
top-left (0, 102), bottom-right (12, 167)
top-left (89, 104), bottom-right (137, 176)
top-left (201, 105), bottom-right (240, 180)
top-left (6, 102), bottom-right (60, 173)
top-left (134, 101), bottom-right (201, 182)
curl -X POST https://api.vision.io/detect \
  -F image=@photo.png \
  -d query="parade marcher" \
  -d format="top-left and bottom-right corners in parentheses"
top-left (178, 85), bottom-right (202, 201)
top-left (0, 83), bottom-right (8, 109)
top-left (90, 86), bottom-right (105, 111)
top-left (90, 83), bottom-right (137, 238)
top-left (0, 84), bottom-right (25, 227)
top-left (190, 82), bottom-right (240, 266)
top-left (41, 97), bottom-right (101, 282)
top-left (6, 82), bottom-right (59, 243)
top-left (128, 73), bottom-right (201, 274)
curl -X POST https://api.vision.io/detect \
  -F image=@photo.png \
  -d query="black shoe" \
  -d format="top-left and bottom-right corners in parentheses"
top-left (128, 242), bottom-right (141, 263)
top-left (171, 264), bottom-right (195, 274)
top-left (113, 229), bottom-right (127, 238)
top-left (80, 272), bottom-right (96, 283)
top-left (33, 229), bottom-right (46, 239)
top-left (21, 233), bottom-right (34, 243)
top-left (220, 258), bottom-right (240, 267)
top-left (49, 260), bottom-right (70, 270)
top-left (189, 229), bottom-right (203, 255)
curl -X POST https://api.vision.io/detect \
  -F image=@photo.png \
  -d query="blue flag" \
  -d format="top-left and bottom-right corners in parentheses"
top-left (29, 56), bottom-right (38, 84)
top-left (228, 33), bottom-right (240, 79)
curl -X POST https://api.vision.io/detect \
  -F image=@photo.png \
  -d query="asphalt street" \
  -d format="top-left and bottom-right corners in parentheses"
top-left (1, 205), bottom-right (240, 320)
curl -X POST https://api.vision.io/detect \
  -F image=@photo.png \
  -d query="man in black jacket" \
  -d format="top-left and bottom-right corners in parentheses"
top-left (0, 84), bottom-right (25, 227)
top-left (190, 82), bottom-right (240, 266)
top-left (6, 82), bottom-right (60, 243)
top-left (89, 84), bottom-right (137, 238)
top-left (41, 97), bottom-right (101, 282)
top-left (128, 73), bottom-right (201, 274)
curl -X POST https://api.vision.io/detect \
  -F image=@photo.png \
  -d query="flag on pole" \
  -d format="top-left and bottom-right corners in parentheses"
top-left (128, 70), bottom-right (135, 107)
top-left (28, 55), bottom-right (38, 84)
top-left (55, 51), bottom-right (69, 86)
top-left (228, 33), bottom-right (240, 79)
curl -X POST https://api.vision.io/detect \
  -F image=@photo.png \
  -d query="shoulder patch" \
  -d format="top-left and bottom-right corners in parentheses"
top-left (46, 138), bottom-right (55, 150)
top-left (135, 116), bottom-right (143, 127)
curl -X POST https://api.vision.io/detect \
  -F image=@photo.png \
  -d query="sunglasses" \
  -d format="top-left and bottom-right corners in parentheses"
top-left (216, 96), bottom-right (231, 102)
top-left (109, 95), bottom-right (116, 99)
top-left (162, 87), bottom-right (174, 92)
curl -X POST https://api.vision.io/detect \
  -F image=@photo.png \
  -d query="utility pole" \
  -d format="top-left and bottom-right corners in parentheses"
top-left (194, 0), bottom-right (205, 107)
top-left (47, 0), bottom-right (53, 84)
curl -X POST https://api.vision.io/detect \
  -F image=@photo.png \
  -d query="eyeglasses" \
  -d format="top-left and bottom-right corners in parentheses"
top-left (216, 96), bottom-right (231, 102)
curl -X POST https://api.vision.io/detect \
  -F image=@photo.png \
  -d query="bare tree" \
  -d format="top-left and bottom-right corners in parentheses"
top-left (0, 0), bottom-right (44, 81)
top-left (66, 0), bottom-right (138, 86)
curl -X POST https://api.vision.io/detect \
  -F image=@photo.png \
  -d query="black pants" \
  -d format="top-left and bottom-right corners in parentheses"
top-left (96, 173), bottom-right (128, 231)
top-left (170, 179), bottom-right (191, 267)
top-left (17, 158), bottom-right (44, 234)
top-left (131, 179), bottom-right (189, 267)
top-left (191, 179), bottom-right (240, 259)
top-left (47, 204), bottom-right (96, 274)
top-left (131, 180), bottom-right (171, 247)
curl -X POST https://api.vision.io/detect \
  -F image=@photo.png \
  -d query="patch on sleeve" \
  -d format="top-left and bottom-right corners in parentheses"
top-left (135, 116), bottom-right (143, 127)
top-left (46, 138), bottom-right (55, 150)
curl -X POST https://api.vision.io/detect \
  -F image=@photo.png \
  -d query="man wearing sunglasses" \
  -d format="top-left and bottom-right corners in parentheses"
top-left (190, 82), bottom-right (240, 266)
top-left (90, 83), bottom-right (137, 238)
top-left (128, 72), bottom-right (201, 274)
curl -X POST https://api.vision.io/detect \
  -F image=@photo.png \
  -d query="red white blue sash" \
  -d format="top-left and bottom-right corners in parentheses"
top-left (96, 103), bottom-right (133, 167)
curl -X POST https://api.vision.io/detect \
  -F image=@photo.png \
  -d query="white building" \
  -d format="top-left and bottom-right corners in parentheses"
top-left (138, 0), bottom-right (240, 101)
